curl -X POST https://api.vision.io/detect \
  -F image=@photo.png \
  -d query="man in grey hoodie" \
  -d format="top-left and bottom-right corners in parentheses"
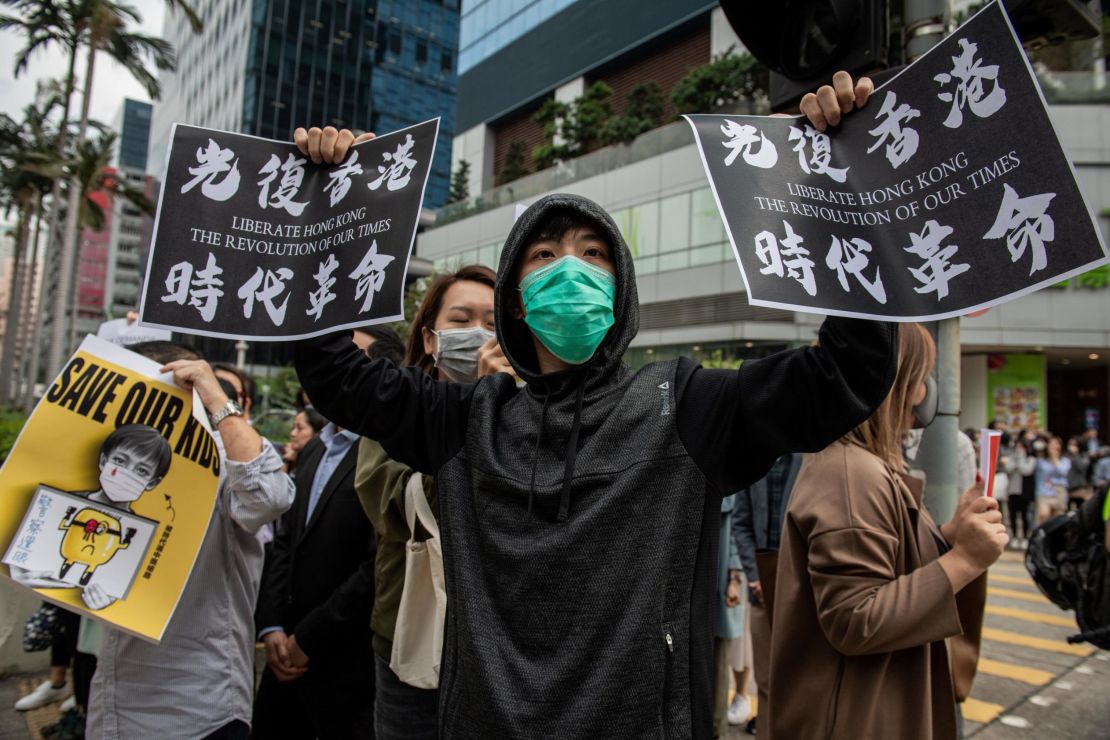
top-left (294, 72), bottom-right (894, 739)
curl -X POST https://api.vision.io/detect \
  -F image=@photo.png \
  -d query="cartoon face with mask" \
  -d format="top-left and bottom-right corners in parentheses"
top-left (94, 424), bottom-right (173, 510)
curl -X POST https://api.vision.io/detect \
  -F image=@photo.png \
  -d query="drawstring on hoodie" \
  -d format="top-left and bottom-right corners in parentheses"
top-left (526, 391), bottom-right (551, 518)
top-left (524, 380), bottom-right (585, 522)
top-left (557, 382), bottom-right (586, 522)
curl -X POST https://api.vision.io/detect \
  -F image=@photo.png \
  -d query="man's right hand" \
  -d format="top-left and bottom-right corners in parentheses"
top-left (293, 127), bottom-right (376, 165)
top-left (263, 630), bottom-right (306, 681)
top-left (749, 580), bottom-right (764, 606)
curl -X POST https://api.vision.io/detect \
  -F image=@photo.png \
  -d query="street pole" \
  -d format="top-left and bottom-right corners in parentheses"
top-left (917, 320), bottom-right (962, 524)
top-left (904, 1), bottom-right (962, 524)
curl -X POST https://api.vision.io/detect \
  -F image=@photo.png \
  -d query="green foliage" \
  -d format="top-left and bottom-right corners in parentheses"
top-left (670, 52), bottom-right (769, 116)
top-left (601, 82), bottom-right (664, 145)
top-left (447, 159), bottom-right (470, 204)
top-left (261, 366), bottom-right (301, 410)
top-left (531, 81), bottom-right (614, 168)
top-left (699, 351), bottom-right (743, 370)
top-left (0, 408), bottom-right (28, 465)
top-left (532, 81), bottom-right (672, 168)
top-left (388, 275), bottom-right (434, 342)
top-left (498, 140), bottom-right (529, 185)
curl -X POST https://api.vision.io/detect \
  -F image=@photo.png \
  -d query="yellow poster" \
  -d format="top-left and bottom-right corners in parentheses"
top-left (1, 336), bottom-right (220, 643)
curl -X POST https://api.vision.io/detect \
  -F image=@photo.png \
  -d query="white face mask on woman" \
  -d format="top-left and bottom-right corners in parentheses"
top-left (434, 327), bottom-right (495, 383)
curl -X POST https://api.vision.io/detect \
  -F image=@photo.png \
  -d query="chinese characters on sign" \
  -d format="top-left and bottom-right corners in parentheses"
top-left (142, 118), bottom-right (440, 339)
top-left (684, 2), bottom-right (1107, 321)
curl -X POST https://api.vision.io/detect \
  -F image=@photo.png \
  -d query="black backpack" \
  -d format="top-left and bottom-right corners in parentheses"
top-left (1025, 488), bottom-right (1110, 648)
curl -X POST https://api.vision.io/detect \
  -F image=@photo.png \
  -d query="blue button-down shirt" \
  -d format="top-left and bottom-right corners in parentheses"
top-left (306, 424), bottom-right (360, 522)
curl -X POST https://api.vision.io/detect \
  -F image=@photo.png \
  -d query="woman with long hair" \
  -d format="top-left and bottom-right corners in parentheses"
top-left (768, 323), bottom-right (1007, 740)
top-left (281, 405), bottom-right (326, 476)
top-left (1035, 435), bottom-right (1072, 523)
top-left (354, 265), bottom-right (507, 740)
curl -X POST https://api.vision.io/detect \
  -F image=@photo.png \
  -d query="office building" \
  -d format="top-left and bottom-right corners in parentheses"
top-left (151, 0), bottom-right (460, 207)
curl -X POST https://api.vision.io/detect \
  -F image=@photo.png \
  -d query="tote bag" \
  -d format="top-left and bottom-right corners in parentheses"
top-left (390, 472), bottom-right (447, 689)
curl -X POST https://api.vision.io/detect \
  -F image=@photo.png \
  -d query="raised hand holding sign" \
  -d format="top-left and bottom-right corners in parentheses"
top-left (140, 119), bottom-right (439, 340)
top-left (686, 3), bottom-right (1107, 321)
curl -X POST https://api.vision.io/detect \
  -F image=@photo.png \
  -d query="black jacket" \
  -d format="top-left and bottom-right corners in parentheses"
top-left (731, 454), bottom-right (803, 584)
top-left (256, 435), bottom-right (376, 666)
top-left (295, 193), bottom-right (897, 738)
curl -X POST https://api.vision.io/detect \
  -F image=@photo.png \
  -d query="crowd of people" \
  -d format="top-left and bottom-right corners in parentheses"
top-left (966, 425), bottom-right (1110, 547)
top-left (9, 71), bottom-right (1108, 740)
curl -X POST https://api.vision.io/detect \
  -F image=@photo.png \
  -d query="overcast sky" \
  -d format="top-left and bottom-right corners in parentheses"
top-left (0, 4), bottom-right (166, 127)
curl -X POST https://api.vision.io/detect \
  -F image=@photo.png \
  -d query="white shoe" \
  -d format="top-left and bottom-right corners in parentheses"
top-left (728, 694), bottom-right (752, 726)
top-left (14, 680), bottom-right (69, 711)
top-left (60, 695), bottom-right (77, 712)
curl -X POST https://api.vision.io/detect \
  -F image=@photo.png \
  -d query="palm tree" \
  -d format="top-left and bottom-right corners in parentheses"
top-left (2, 0), bottom-right (202, 385)
top-left (48, 0), bottom-right (200, 377)
top-left (0, 97), bottom-right (66, 404)
top-left (1, 1), bottom-right (80, 404)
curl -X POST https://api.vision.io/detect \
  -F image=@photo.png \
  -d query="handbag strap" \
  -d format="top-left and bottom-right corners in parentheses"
top-left (404, 472), bottom-right (439, 541)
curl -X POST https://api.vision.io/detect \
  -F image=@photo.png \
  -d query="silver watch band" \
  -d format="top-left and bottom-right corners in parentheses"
top-left (210, 400), bottom-right (243, 426)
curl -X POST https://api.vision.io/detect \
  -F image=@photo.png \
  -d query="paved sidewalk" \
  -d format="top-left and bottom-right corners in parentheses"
top-left (3, 551), bottom-right (1109, 738)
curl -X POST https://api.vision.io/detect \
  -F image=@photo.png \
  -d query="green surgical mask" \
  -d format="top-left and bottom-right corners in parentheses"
top-left (519, 255), bottom-right (617, 365)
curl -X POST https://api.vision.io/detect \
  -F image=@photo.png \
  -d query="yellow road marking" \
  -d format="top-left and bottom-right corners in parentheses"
top-left (986, 604), bottom-right (1075, 628)
top-left (977, 657), bottom-right (1054, 686)
top-left (989, 586), bottom-right (1052, 605)
top-left (962, 697), bottom-right (1004, 723)
top-left (982, 627), bottom-right (1093, 656)
top-left (989, 574), bottom-right (1036, 587)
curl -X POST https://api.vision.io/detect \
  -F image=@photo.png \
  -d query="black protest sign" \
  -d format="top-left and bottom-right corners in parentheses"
top-left (139, 119), bottom-right (439, 340)
top-left (686, 3), bottom-right (1108, 321)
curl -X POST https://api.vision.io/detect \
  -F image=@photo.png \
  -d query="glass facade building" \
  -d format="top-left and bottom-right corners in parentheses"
top-left (153, 0), bottom-right (459, 207)
top-left (458, 0), bottom-right (577, 73)
top-left (241, 0), bottom-right (459, 207)
top-left (116, 99), bottom-right (152, 171)
top-left (368, 0), bottom-right (460, 207)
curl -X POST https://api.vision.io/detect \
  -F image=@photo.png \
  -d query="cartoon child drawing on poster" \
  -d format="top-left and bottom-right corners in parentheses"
top-left (9, 424), bottom-right (170, 609)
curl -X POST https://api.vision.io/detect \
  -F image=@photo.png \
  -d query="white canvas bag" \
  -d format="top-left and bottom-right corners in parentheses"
top-left (389, 472), bottom-right (446, 689)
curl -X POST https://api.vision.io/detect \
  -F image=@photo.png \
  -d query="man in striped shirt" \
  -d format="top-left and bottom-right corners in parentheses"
top-left (85, 342), bottom-right (294, 740)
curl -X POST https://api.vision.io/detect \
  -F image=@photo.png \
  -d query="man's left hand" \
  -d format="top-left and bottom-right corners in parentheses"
top-left (161, 360), bottom-right (229, 415)
top-left (287, 634), bottom-right (310, 669)
top-left (799, 71), bottom-right (875, 131)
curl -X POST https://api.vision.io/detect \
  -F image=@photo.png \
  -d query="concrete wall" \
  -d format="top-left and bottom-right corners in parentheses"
top-left (0, 580), bottom-right (51, 676)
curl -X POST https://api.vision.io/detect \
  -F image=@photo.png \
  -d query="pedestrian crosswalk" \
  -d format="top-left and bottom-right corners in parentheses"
top-left (964, 550), bottom-right (1099, 736)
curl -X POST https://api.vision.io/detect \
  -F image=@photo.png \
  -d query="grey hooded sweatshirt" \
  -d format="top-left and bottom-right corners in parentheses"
top-left (295, 193), bottom-right (898, 738)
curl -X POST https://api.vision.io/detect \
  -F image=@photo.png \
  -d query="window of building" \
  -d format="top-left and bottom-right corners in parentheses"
top-left (690, 188), bottom-right (725, 247)
top-left (440, 51), bottom-right (452, 73)
top-left (416, 40), bottom-right (428, 66)
top-left (658, 192), bottom-right (690, 255)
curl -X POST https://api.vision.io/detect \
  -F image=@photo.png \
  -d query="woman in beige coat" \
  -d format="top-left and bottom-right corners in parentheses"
top-left (768, 323), bottom-right (1007, 740)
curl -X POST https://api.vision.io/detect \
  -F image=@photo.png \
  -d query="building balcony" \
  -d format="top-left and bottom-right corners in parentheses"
top-left (1036, 69), bottom-right (1110, 105)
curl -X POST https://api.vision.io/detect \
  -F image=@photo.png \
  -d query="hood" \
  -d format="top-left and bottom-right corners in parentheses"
top-left (494, 193), bottom-right (639, 394)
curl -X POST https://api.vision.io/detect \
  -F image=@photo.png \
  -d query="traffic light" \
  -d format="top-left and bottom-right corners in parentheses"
top-left (718, 0), bottom-right (889, 111)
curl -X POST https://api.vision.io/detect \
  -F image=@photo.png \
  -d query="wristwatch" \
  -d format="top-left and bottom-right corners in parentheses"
top-left (209, 399), bottom-right (243, 427)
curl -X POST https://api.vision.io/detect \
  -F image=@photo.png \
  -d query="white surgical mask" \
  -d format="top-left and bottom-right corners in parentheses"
top-left (434, 327), bottom-right (495, 383)
top-left (99, 465), bottom-right (151, 503)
